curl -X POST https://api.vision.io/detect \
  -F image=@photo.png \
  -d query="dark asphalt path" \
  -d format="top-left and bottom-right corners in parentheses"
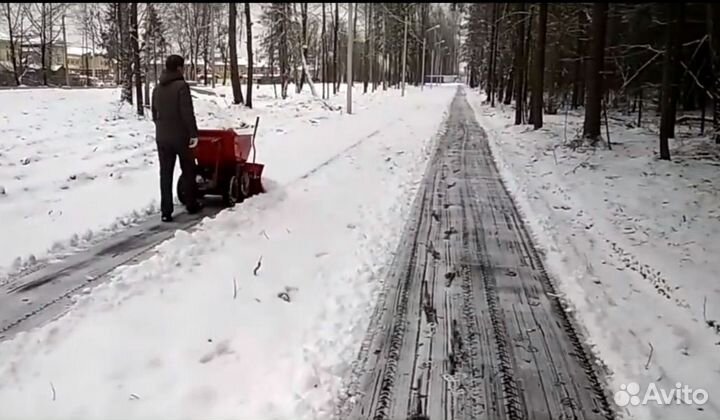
top-left (0, 208), bottom-right (217, 341)
top-left (342, 88), bottom-right (615, 420)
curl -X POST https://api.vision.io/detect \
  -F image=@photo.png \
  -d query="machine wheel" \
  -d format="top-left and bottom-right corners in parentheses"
top-left (223, 175), bottom-right (239, 207)
top-left (238, 170), bottom-right (251, 200)
top-left (177, 174), bottom-right (189, 206)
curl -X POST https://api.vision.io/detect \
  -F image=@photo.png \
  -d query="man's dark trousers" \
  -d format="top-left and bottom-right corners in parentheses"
top-left (157, 141), bottom-right (198, 217)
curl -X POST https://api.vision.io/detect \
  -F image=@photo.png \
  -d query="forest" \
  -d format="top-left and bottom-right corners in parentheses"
top-left (2, 3), bottom-right (719, 160)
top-left (464, 3), bottom-right (720, 160)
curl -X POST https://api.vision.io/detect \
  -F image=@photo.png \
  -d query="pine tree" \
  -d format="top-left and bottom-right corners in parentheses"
top-left (530, 3), bottom-right (548, 129)
top-left (659, 2), bottom-right (685, 160)
top-left (582, 3), bottom-right (608, 140)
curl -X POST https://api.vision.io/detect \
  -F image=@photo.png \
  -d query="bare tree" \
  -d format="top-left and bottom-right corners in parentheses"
top-left (245, 2), bottom-right (253, 108)
top-left (298, 3), bottom-right (308, 92)
top-left (333, 3), bottom-right (338, 94)
top-left (229, 2), bottom-right (244, 105)
top-left (130, 3), bottom-right (142, 115)
top-left (322, 2), bottom-right (327, 98)
top-left (363, 2), bottom-right (369, 93)
top-left (3, 3), bottom-right (23, 85)
top-left (116, 3), bottom-right (133, 103)
top-left (25, 3), bottom-right (68, 85)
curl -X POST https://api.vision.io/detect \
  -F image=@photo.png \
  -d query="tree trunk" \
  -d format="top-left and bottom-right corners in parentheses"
top-left (571, 9), bottom-right (586, 109)
top-left (5, 3), bottom-right (20, 85)
top-left (210, 4), bottom-right (216, 89)
top-left (364, 2), bottom-right (369, 93)
top-left (498, 73), bottom-right (506, 104)
top-left (202, 4), bottom-right (209, 86)
top-left (229, 2), bottom-right (244, 105)
top-left (222, 45), bottom-right (228, 85)
top-left (322, 2), bottom-right (327, 99)
top-left (245, 3), bottom-right (253, 108)
top-left (503, 69), bottom-right (514, 105)
top-left (522, 5), bottom-right (533, 122)
top-left (513, 3), bottom-right (526, 125)
top-left (333, 3), bottom-right (339, 94)
top-left (153, 37), bottom-right (158, 86)
top-left (279, 3), bottom-right (289, 99)
top-left (582, 3), bottom-right (608, 140)
top-left (659, 2), bottom-right (685, 160)
top-left (299, 3), bottom-right (308, 92)
top-left (530, 3), bottom-right (548, 129)
top-left (382, 11), bottom-right (387, 91)
top-left (270, 44), bottom-right (277, 99)
top-left (370, 4), bottom-right (375, 91)
top-left (637, 88), bottom-right (643, 128)
top-left (40, 3), bottom-right (47, 86)
top-left (708, 3), bottom-right (720, 143)
top-left (121, 3), bottom-right (133, 103)
top-left (131, 3), bottom-right (142, 115)
top-left (487, 3), bottom-right (499, 105)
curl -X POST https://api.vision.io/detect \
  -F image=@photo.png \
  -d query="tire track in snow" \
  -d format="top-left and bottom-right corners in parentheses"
top-left (343, 88), bottom-right (615, 420)
top-left (0, 209), bottom-right (218, 341)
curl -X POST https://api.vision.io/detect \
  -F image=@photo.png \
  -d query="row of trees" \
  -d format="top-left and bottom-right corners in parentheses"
top-left (2, 4), bottom-right (464, 113)
top-left (463, 3), bottom-right (720, 160)
top-left (99, 3), bottom-right (463, 114)
top-left (259, 3), bottom-right (462, 100)
top-left (2, 3), bottom-right (74, 85)
top-left (100, 3), bottom-right (252, 115)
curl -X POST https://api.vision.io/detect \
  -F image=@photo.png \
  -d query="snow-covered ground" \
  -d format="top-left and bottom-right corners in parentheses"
top-left (468, 92), bottom-right (720, 419)
top-left (0, 84), bottom-right (456, 419)
top-left (0, 83), bottom-right (426, 279)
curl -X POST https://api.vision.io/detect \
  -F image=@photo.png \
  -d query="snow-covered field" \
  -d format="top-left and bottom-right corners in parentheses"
top-left (0, 84), bottom-right (456, 419)
top-left (0, 84), bottom-right (432, 278)
top-left (468, 93), bottom-right (720, 419)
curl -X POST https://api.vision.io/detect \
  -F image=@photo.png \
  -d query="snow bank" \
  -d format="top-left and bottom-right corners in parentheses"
top-left (0, 86), bottom-right (456, 419)
top-left (467, 92), bottom-right (720, 420)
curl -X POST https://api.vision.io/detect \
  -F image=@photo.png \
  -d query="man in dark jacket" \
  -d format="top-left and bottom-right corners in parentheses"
top-left (151, 55), bottom-right (202, 222)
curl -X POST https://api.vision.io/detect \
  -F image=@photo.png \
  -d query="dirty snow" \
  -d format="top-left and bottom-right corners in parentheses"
top-left (467, 91), bottom-right (720, 420)
top-left (0, 84), bottom-right (456, 419)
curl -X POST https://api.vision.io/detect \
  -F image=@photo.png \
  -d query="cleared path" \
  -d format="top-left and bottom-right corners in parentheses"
top-left (344, 88), bottom-right (615, 420)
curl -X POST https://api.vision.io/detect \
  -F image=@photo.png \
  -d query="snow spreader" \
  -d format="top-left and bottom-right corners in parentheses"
top-left (177, 117), bottom-right (264, 207)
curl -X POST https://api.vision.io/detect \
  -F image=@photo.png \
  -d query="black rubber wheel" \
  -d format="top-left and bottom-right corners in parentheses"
top-left (223, 176), bottom-right (238, 207)
top-left (238, 171), bottom-right (251, 201)
top-left (177, 174), bottom-right (188, 206)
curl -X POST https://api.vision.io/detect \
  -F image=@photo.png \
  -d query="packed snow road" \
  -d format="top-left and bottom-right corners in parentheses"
top-left (342, 89), bottom-right (615, 420)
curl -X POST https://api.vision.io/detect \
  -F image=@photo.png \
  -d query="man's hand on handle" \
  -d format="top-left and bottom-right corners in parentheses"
top-left (189, 137), bottom-right (199, 148)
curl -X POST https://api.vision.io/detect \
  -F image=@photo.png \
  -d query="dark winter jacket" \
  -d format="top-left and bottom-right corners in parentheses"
top-left (151, 70), bottom-right (199, 146)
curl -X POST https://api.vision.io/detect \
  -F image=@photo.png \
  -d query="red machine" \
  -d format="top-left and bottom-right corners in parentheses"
top-left (178, 117), bottom-right (264, 207)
